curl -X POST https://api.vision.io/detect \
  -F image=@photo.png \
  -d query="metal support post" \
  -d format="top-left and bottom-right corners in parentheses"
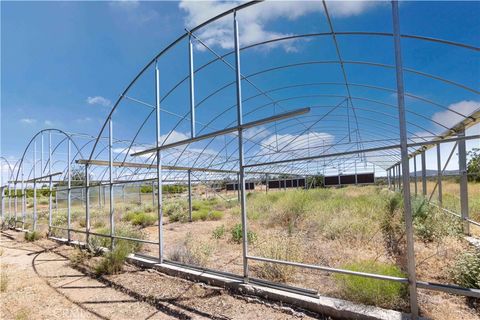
top-left (85, 164), bottom-right (90, 244)
top-left (67, 139), bottom-right (72, 242)
top-left (354, 160), bottom-right (358, 185)
top-left (33, 141), bottom-right (37, 231)
top-left (14, 182), bottom-right (17, 226)
top-left (234, 11), bottom-right (249, 281)
top-left (188, 170), bottom-right (192, 222)
top-left (189, 35), bottom-right (196, 138)
top-left (48, 132), bottom-right (52, 232)
top-left (421, 151), bottom-right (427, 196)
top-left (458, 127), bottom-right (469, 235)
top-left (21, 165), bottom-right (25, 228)
top-left (387, 169), bottom-right (391, 189)
top-left (109, 118), bottom-right (115, 249)
top-left (391, 1), bottom-right (419, 317)
top-left (436, 143), bottom-right (442, 205)
top-left (155, 60), bottom-right (164, 263)
top-left (265, 174), bottom-right (269, 193)
top-left (152, 180), bottom-right (155, 207)
top-left (413, 155), bottom-right (417, 196)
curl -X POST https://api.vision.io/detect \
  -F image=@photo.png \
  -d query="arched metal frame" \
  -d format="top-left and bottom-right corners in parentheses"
top-left (3, 1), bottom-right (480, 318)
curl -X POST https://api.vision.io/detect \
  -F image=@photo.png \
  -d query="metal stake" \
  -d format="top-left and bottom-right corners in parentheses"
top-left (109, 118), bottom-right (115, 249)
top-left (67, 139), bottom-right (71, 242)
top-left (234, 11), bottom-right (249, 281)
top-left (436, 143), bottom-right (442, 205)
top-left (188, 169), bottom-right (192, 222)
top-left (155, 59), bottom-right (164, 263)
top-left (421, 151), bottom-right (427, 196)
top-left (391, 1), bottom-right (419, 317)
top-left (458, 127), bottom-right (469, 235)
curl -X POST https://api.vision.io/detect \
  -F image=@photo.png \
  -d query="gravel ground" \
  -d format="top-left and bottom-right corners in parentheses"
top-left (0, 230), bottom-right (326, 320)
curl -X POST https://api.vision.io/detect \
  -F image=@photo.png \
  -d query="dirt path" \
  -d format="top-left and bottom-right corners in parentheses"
top-left (0, 231), bottom-right (324, 320)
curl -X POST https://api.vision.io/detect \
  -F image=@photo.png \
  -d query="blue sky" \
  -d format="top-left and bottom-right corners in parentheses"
top-left (1, 1), bottom-right (479, 181)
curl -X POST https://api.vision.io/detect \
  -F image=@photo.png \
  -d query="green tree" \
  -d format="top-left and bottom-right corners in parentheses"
top-left (467, 148), bottom-right (480, 182)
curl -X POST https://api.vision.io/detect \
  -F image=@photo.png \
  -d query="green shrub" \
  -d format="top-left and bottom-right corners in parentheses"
top-left (211, 225), bottom-right (225, 239)
top-left (269, 191), bottom-right (313, 231)
top-left (381, 193), bottom-right (406, 268)
top-left (89, 223), bottom-right (145, 253)
top-left (95, 242), bottom-right (131, 275)
top-left (192, 209), bottom-right (223, 221)
top-left (255, 236), bottom-right (303, 282)
top-left (24, 231), bottom-right (41, 242)
top-left (334, 260), bottom-right (407, 308)
top-left (123, 211), bottom-right (156, 227)
top-left (230, 223), bottom-right (257, 244)
top-left (168, 233), bottom-right (213, 266)
top-left (451, 250), bottom-right (480, 289)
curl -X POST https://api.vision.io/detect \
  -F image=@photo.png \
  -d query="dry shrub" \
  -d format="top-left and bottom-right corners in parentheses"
top-left (254, 235), bottom-right (303, 282)
top-left (268, 191), bottom-right (313, 232)
top-left (381, 192), bottom-right (406, 269)
top-left (169, 232), bottom-right (213, 267)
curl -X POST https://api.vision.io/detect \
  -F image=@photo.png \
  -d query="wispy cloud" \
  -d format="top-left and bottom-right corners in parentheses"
top-left (179, 1), bottom-right (380, 52)
top-left (44, 120), bottom-right (54, 126)
top-left (20, 118), bottom-right (37, 124)
top-left (75, 117), bottom-right (92, 124)
top-left (109, 0), bottom-right (158, 24)
top-left (87, 96), bottom-right (112, 107)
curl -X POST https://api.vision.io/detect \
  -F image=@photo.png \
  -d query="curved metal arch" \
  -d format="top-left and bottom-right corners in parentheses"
top-left (87, 0), bottom-right (479, 166)
top-left (14, 129), bottom-right (87, 182)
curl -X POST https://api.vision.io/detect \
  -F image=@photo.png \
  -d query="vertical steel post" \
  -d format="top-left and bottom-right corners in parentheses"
top-left (391, 1), bottom-right (418, 317)
top-left (48, 132), bottom-right (52, 232)
top-left (67, 139), bottom-right (71, 242)
top-left (265, 174), bottom-right (269, 193)
top-left (14, 182), bottom-right (17, 226)
top-left (237, 173), bottom-right (240, 202)
top-left (234, 11), bottom-right (249, 281)
top-left (151, 180), bottom-right (155, 207)
top-left (387, 168), bottom-right (391, 189)
top-left (33, 141), bottom-right (37, 231)
top-left (109, 118), bottom-right (115, 248)
top-left (41, 133), bottom-right (44, 177)
top-left (85, 164), bottom-right (90, 244)
top-left (7, 183), bottom-right (11, 221)
top-left (421, 151), bottom-right (427, 196)
top-left (21, 165), bottom-right (25, 228)
top-left (436, 143), bottom-right (442, 205)
top-left (458, 127), bottom-right (469, 235)
top-left (189, 35), bottom-right (196, 139)
top-left (155, 59), bottom-right (164, 263)
top-left (392, 166), bottom-right (396, 191)
top-left (188, 170), bottom-right (192, 222)
top-left (413, 155), bottom-right (417, 196)
top-left (98, 185), bottom-right (102, 208)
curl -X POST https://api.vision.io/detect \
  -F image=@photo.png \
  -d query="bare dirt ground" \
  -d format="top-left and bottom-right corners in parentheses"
top-left (0, 230), bottom-right (326, 320)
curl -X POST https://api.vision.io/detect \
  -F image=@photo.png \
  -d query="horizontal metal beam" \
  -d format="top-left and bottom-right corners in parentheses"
top-left (25, 171), bottom-right (63, 183)
top-left (245, 134), bottom-right (480, 168)
top-left (131, 107), bottom-right (310, 156)
top-left (76, 159), bottom-right (239, 174)
top-left (247, 255), bottom-right (408, 283)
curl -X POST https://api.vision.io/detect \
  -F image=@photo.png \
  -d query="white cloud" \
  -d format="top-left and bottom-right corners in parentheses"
top-left (179, 1), bottom-right (380, 52)
top-left (109, 0), bottom-right (158, 24)
top-left (87, 96), bottom-right (112, 107)
top-left (75, 117), bottom-right (92, 124)
top-left (244, 126), bottom-right (270, 140)
top-left (20, 118), bottom-right (37, 124)
top-left (109, 0), bottom-right (139, 10)
top-left (431, 100), bottom-right (479, 129)
top-left (44, 120), bottom-right (53, 126)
